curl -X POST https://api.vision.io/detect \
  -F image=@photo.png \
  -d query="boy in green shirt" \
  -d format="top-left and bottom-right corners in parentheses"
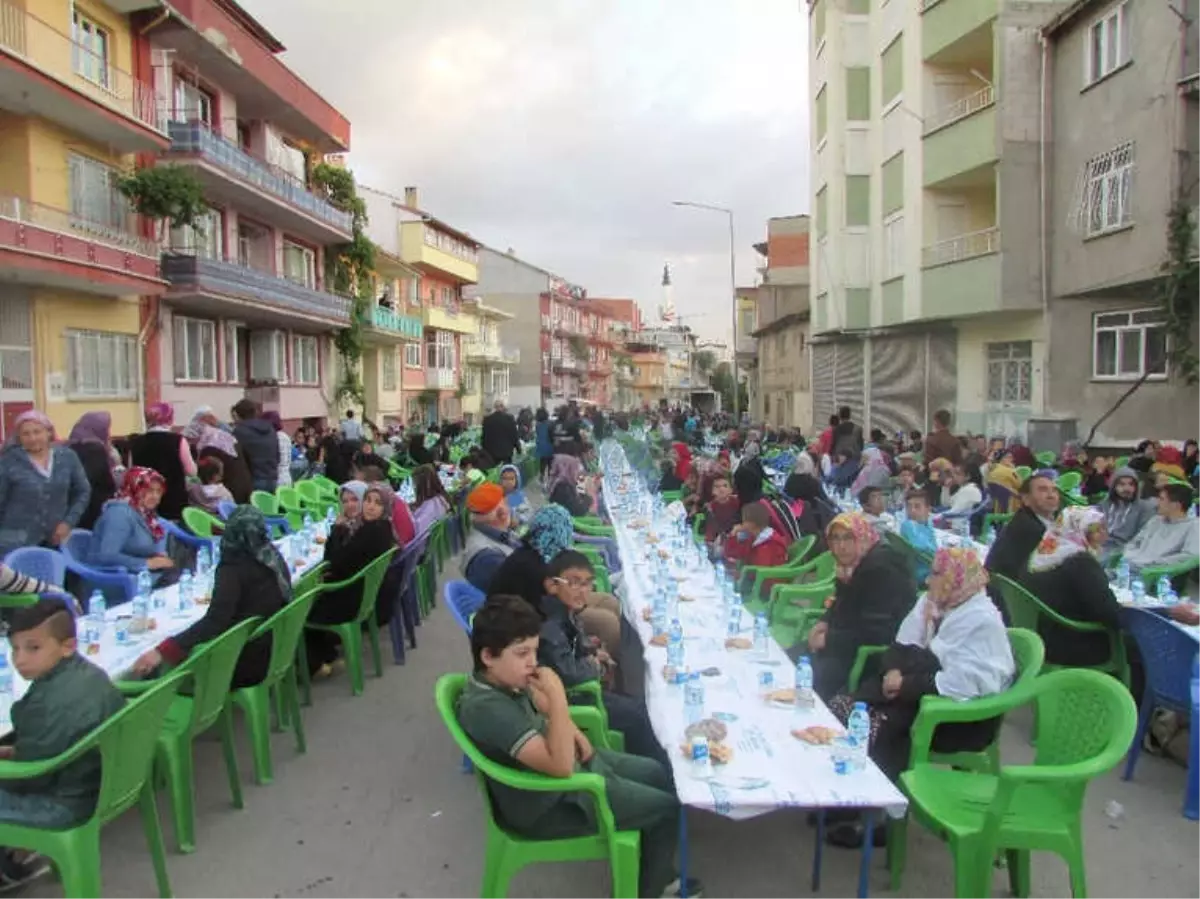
top-left (457, 595), bottom-right (700, 898)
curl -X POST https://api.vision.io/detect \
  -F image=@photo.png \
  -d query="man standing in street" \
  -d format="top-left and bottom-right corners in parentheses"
top-left (831, 405), bottom-right (864, 460)
top-left (923, 408), bottom-right (963, 467)
top-left (339, 409), bottom-right (363, 443)
top-left (481, 401), bottom-right (519, 466)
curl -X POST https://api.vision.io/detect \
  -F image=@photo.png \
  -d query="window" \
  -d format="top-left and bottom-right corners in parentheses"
top-left (986, 341), bottom-right (1033, 404)
top-left (172, 316), bottom-right (217, 382)
top-left (404, 342), bottom-right (422, 367)
top-left (464, 366), bottom-right (478, 392)
top-left (407, 277), bottom-right (421, 307)
top-left (490, 367), bottom-right (510, 396)
top-left (68, 153), bottom-right (126, 231)
top-left (291, 335), bottom-right (319, 385)
top-left (283, 241), bottom-right (316, 288)
top-left (249, 330), bottom-right (287, 383)
top-left (172, 80), bottom-right (212, 125)
top-left (71, 10), bottom-right (110, 89)
top-left (426, 330), bottom-right (455, 370)
top-left (1092, 310), bottom-right (1167, 380)
top-left (170, 207), bottom-right (223, 259)
top-left (1084, 142), bottom-right (1134, 236)
top-left (65, 329), bottom-right (136, 398)
top-left (883, 212), bottom-right (905, 279)
top-left (1087, 2), bottom-right (1130, 85)
top-left (223, 322), bottom-right (242, 383)
top-left (381, 347), bottom-right (398, 391)
top-left (406, 397), bottom-right (422, 421)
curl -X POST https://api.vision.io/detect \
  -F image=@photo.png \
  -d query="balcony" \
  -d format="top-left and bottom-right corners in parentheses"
top-left (921, 0), bottom-right (997, 62)
top-left (463, 338), bottom-right (520, 364)
top-left (925, 86), bottom-right (994, 136)
top-left (162, 254), bottom-right (350, 326)
top-left (923, 102), bottom-right (996, 188)
top-left (425, 368), bottom-right (456, 390)
top-left (163, 122), bottom-right (353, 243)
top-left (0, 193), bottom-right (166, 296)
top-left (400, 222), bottom-right (478, 284)
top-left (362, 305), bottom-right (423, 344)
top-left (422, 305), bottom-right (475, 335)
top-left (552, 354), bottom-right (579, 371)
top-left (920, 228), bottom-right (1001, 319)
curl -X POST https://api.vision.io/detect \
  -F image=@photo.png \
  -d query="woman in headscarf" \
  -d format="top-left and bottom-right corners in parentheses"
top-left (131, 506), bottom-right (290, 687)
top-left (785, 471), bottom-right (838, 536)
top-left (127, 402), bottom-right (194, 520)
top-left (181, 405), bottom-right (220, 445)
top-left (1151, 445), bottom-right (1187, 481)
top-left (410, 464), bottom-right (452, 537)
top-left (985, 450), bottom-right (1023, 514)
top-left (544, 453), bottom-right (595, 517)
top-left (88, 467), bottom-right (173, 582)
top-left (0, 410), bottom-right (90, 557)
top-left (670, 440), bottom-right (693, 481)
top-left (261, 410), bottom-right (293, 488)
top-left (807, 512), bottom-right (917, 701)
top-left (1004, 438), bottom-right (1037, 470)
top-left (823, 547), bottom-right (1014, 848)
top-left (66, 411), bottom-right (117, 530)
top-left (733, 440), bottom-right (766, 508)
top-left (306, 481), bottom-right (398, 673)
top-left (1019, 506), bottom-right (1122, 668)
top-left (851, 446), bottom-right (892, 495)
top-left (197, 424), bottom-right (253, 505)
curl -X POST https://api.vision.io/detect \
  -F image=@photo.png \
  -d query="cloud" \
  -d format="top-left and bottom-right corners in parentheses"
top-left (239, 0), bottom-right (810, 340)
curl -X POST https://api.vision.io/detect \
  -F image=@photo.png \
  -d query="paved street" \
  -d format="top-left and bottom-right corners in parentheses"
top-left (22, 552), bottom-right (1198, 899)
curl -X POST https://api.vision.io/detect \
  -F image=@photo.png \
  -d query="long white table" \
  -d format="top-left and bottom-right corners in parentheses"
top-left (0, 535), bottom-right (325, 734)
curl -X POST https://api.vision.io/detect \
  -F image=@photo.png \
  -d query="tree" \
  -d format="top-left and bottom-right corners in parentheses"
top-left (115, 165), bottom-right (207, 241)
top-left (710, 362), bottom-right (747, 416)
top-left (693, 350), bottom-right (717, 376)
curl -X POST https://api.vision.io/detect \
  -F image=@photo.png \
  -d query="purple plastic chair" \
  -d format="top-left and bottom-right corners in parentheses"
top-left (1121, 606), bottom-right (1199, 817)
top-left (387, 535), bottom-right (428, 664)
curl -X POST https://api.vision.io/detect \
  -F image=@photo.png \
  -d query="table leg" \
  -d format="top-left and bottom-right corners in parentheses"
top-left (857, 815), bottom-right (876, 898)
top-left (678, 811), bottom-right (690, 898)
top-left (811, 810), bottom-right (824, 892)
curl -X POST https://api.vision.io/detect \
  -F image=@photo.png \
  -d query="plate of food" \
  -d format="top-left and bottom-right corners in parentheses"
top-left (765, 687), bottom-right (796, 708)
top-left (791, 725), bottom-right (842, 745)
top-left (724, 636), bottom-right (753, 650)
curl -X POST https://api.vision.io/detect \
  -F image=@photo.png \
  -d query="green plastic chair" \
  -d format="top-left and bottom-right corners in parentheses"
top-left (311, 474), bottom-right (340, 496)
top-left (1014, 466), bottom-right (1032, 482)
top-left (0, 671), bottom-right (185, 897)
top-left (660, 489), bottom-right (682, 504)
top-left (428, 518), bottom-right (451, 572)
top-left (295, 480), bottom-right (337, 517)
top-left (889, 668), bottom-right (1136, 897)
top-left (692, 512), bottom-right (706, 541)
top-left (1113, 455), bottom-right (1130, 470)
top-left (572, 544), bottom-right (611, 593)
top-left (230, 588), bottom-right (319, 784)
top-left (181, 506), bottom-right (224, 539)
top-left (435, 674), bottom-right (640, 898)
top-left (304, 547), bottom-right (397, 695)
top-left (1055, 471), bottom-right (1083, 493)
top-left (417, 546), bottom-right (437, 616)
top-left (740, 549), bottom-right (834, 613)
top-left (786, 534), bottom-right (817, 564)
top-left (275, 486), bottom-right (309, 531)
top-left (981, 512), bottom-right (1013, 536)
top-left (1035, 450), bottom-right (1057, 467)
top-left (574, 517), bottom-right (616, 538)
top-left (1137, 556), bottom-right (1200, 594)
top-left (292, 563), bottom-right (326, 708)
top-left (766, 581), bottom-right (835, 648)
top-left (118, 618), bottom-right (260, 854)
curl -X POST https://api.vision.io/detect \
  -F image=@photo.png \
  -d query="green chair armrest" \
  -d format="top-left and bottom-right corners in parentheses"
top-left (908, 689), bottom-right (1032, 767)
top-left (847, 645), bottom-right (888, 692)
top-left (568, 679), bottom-right (604, 705)
top-left (568, 707), bottom-right (616, 750)
top-left (1140, 556), bottom-right (1200, 582)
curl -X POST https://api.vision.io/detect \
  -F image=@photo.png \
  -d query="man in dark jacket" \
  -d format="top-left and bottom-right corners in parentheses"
top-left (985, 471), bottom-right (1060, 619)
top-left (922, 408), bottom-right (963, 467)
top-left (831, 405), bottom-right (864, 460)
top-left (480, 401), bottom-right (519, 466)
top-left (231, 399), bottom-right (278, 493)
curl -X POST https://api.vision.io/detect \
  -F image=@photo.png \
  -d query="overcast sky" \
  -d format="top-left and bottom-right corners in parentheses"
top-left (240, 0), bottom-right (810, 343)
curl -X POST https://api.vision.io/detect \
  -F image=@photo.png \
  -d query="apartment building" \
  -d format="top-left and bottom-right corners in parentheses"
top-left (360, 249), bottom-right (425, 428)
top-left (586, 297), bottom-right (642, 410)
top-left (1042, 0), bottom-right (1199, 444)
top-left (361, 186), bottom-right (479, 425)
top-left (629, 348), bottom-right (667, 408)
top-left (809, 0), bottom-right (1063, 440)
top-left (735, 288), bottom-right (761, 421)
top-left (0, 0), bottom-right (174, 436)
top-left (460, 296), bottom-right (517, 423)
top-left (751, 215), bottom-right (813, 431)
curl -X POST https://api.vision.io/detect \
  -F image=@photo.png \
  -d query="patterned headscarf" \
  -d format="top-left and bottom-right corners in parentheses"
top-left (826, 511), bottom-right (880, 582)
top-left (926, 547), bottom-right (989, 613)
top-left (338, 480), bottom-right (368, 534)
top-left (118, 466), bottom-right (166, 541)
top-left (545, 454), bottom-right (584, 499)
top-left (219, 505), bottom-right (292, 601)
top-left (197, 424), bottom-right (239, 458)
top-left (364, 481), bottom-right (396, 525)
top-left (145, 402), bottom-right (174, 429)
top-left (183, 405), bottom-right (217, 442)
top-left (526, 504), bottom-right (574, 563)
top-left (67, 411), bottom-right (111, 446)
top-left (1028, 506), bottom-right (1106, 573)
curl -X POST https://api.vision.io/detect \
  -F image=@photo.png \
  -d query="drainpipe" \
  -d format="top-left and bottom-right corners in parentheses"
top-left (1038, 32), bottom-right (1051, 417)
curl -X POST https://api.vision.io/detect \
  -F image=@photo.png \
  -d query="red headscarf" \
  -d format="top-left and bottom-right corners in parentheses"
top-left (671, 441), bottom-right (693, 480)
top-left (118, 467), bottom-right (166, 541)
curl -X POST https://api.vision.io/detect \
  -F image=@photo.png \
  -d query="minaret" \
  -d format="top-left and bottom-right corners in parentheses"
top-left (660, 262), bottom-right (675, 324)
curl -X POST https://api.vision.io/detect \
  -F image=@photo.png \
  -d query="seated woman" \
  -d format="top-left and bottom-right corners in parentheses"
top-left (410, 464), bottom-right (453, 538)
top-left (937, 461), bottom-right (984, 521)
top-left (807, 513), bottom-right (917, 700)
top-left (1019, 506), bottom-right (1121, 668)
top-left (131, 506), bottom-right (290, 687)
top-left (824, 547), bottom-right (1014, 848)
top-left (305, 481), bottom-right (397, 673)
top-left (546, 454), bottom-right (597, 517)
top-left (88, 467), bottom-right (174, 586)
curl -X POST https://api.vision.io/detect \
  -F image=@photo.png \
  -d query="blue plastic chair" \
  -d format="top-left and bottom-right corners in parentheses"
top-left (1121, 606), bottom-right (1199, 817)
top-left (160, 519), bottom-right (214, 552)
top-left (386, 537), bottom-right (426, 665)
top-left (445, 580), bottom-right (486, 635)
top-left (216, 500), bottom-right (236, 521)
top-left (3, 546), bottom-right (68, 587)
top-left (45, 534), bottom-right (139, 607)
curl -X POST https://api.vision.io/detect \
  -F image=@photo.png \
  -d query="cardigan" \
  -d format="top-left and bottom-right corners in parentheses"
top-left (0, 446), bottom-right (90, 556)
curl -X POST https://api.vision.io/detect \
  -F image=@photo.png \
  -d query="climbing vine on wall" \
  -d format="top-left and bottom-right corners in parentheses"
top-left (115, 165), bottom-right (207, 241)
top-left (310, 162), bottom-right (377, 408)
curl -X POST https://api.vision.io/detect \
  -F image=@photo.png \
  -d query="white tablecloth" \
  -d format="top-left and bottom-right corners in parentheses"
top-left (607, 505), bottom-right (907, 819)
top-left (0, 538), bottom-right (326, 735)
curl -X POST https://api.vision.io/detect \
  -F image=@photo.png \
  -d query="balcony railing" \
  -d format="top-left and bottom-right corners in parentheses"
top-left (162, 254), bottom-right (351, 321)
top-left (0, 193), bottom-right (158, 257)
top-left (366, 305), bottom-right (423, 340)
top-left (425, 368), bottom-right (456, 390)
top-left (165, 121), bottom-right (353, 233)
top-left (0, 0), bottom-right (162, 132)
top-left (464, 338), bottom-right (520, 363)
top-left (921, 227), bottom-right (1000, 268)
top-left (924, 85), bottom-right (994, 135)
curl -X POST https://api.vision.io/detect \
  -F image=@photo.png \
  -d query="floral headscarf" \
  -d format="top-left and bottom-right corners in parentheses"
top-left (926, 547), bottom-right (989, 612)
top-left (145, 402), bottom-right (174, 429)
top-left (1028, 506), bottom-right (1106, 573)
top-left (826, 511), bottom-right (880, 582)
top-left (67, 411), bottom-right (111, 447)
top-left (527, 504), bottom-right (574, 563)
top-left (220, 505), bottom-right (292, 601)
top-left (118, 466), bottom-right (166, 541)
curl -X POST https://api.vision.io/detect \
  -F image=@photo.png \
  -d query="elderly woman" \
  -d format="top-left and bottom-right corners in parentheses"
top-left (88, 467), bottom-right (174, 584)
top-left (824, 547), bottom-right (1014, 848)
top-left (128, 403), bottom-right (194, 520)
top-left (808, 512), bottom-right (917, 700)
top-left (851, 446), bottom-right (892, 495)
top-left (545, 453), bottom-right (596, 517)
top-left (67, 411), bottom-right (119, 531)
top-left (132, 506), bottom-right (289, 687)
top-left (197, 423), bottom-right (253, 505)
top-left (0, 410), bottom-right (90, 557)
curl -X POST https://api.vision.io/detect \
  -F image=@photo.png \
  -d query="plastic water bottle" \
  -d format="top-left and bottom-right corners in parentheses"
top-left (0, 648), bottom-right (13, 696)
top-left (1117, 559), bottom-right (1131, 590)
top-left (114, 612), bottom-right (129, 646)
top-left (303, 512), bottom-right (314, 534)
top-left (325, 506), bottom-right (336, 533)
top-left (197, 544), bottom-right (212, 576)
top-left (848, 702), bottom-right (871, 772)
top-left (688, 735), bottom-right (712, 779)
top-left (753, 613), bottom-right (770, 658)
top-left (667, 619), bottom-right (685, 669)
top-left (177, 571), bottom-right (194, 615)
top-left (132, 593), bottom-right (149, 630)
top-left (136, 568), bottom-right (153, 599)
top-left (1130, 578), bottom-right (1146, 604)
top-left (727, 595), bottom-right (744, 637)
top-left (795, 655), bottom-right (815, 710)
top-left (684, 673), bottom-right (704, 724)
top-left (1157, 575), bottom-right (1174, 601)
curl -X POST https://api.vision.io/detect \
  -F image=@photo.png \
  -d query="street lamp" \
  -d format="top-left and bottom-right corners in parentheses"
top-left (672, 200), bottom-right (738, 423)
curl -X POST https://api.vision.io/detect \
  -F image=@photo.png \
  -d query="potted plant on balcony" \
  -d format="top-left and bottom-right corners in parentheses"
top-left (115, 165), bottom-right (207, 242)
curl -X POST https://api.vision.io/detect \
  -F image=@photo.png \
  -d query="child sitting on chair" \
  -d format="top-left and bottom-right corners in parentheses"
top-left (187, 457), bottom-right (234, 516)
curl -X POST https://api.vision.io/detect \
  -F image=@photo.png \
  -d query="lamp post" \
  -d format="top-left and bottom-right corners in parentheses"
top-left (672, 200), bottom-right (738, 423)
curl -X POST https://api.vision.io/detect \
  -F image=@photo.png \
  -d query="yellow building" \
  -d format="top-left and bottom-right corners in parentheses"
top-left (460, 297), bottom-right (517, 425)
top-left (631, 350), bottom-right (667, 407)
top-left (0, 0), bottom-right (170, 437)
top-left (361, 251), bottom-right (425, 428)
